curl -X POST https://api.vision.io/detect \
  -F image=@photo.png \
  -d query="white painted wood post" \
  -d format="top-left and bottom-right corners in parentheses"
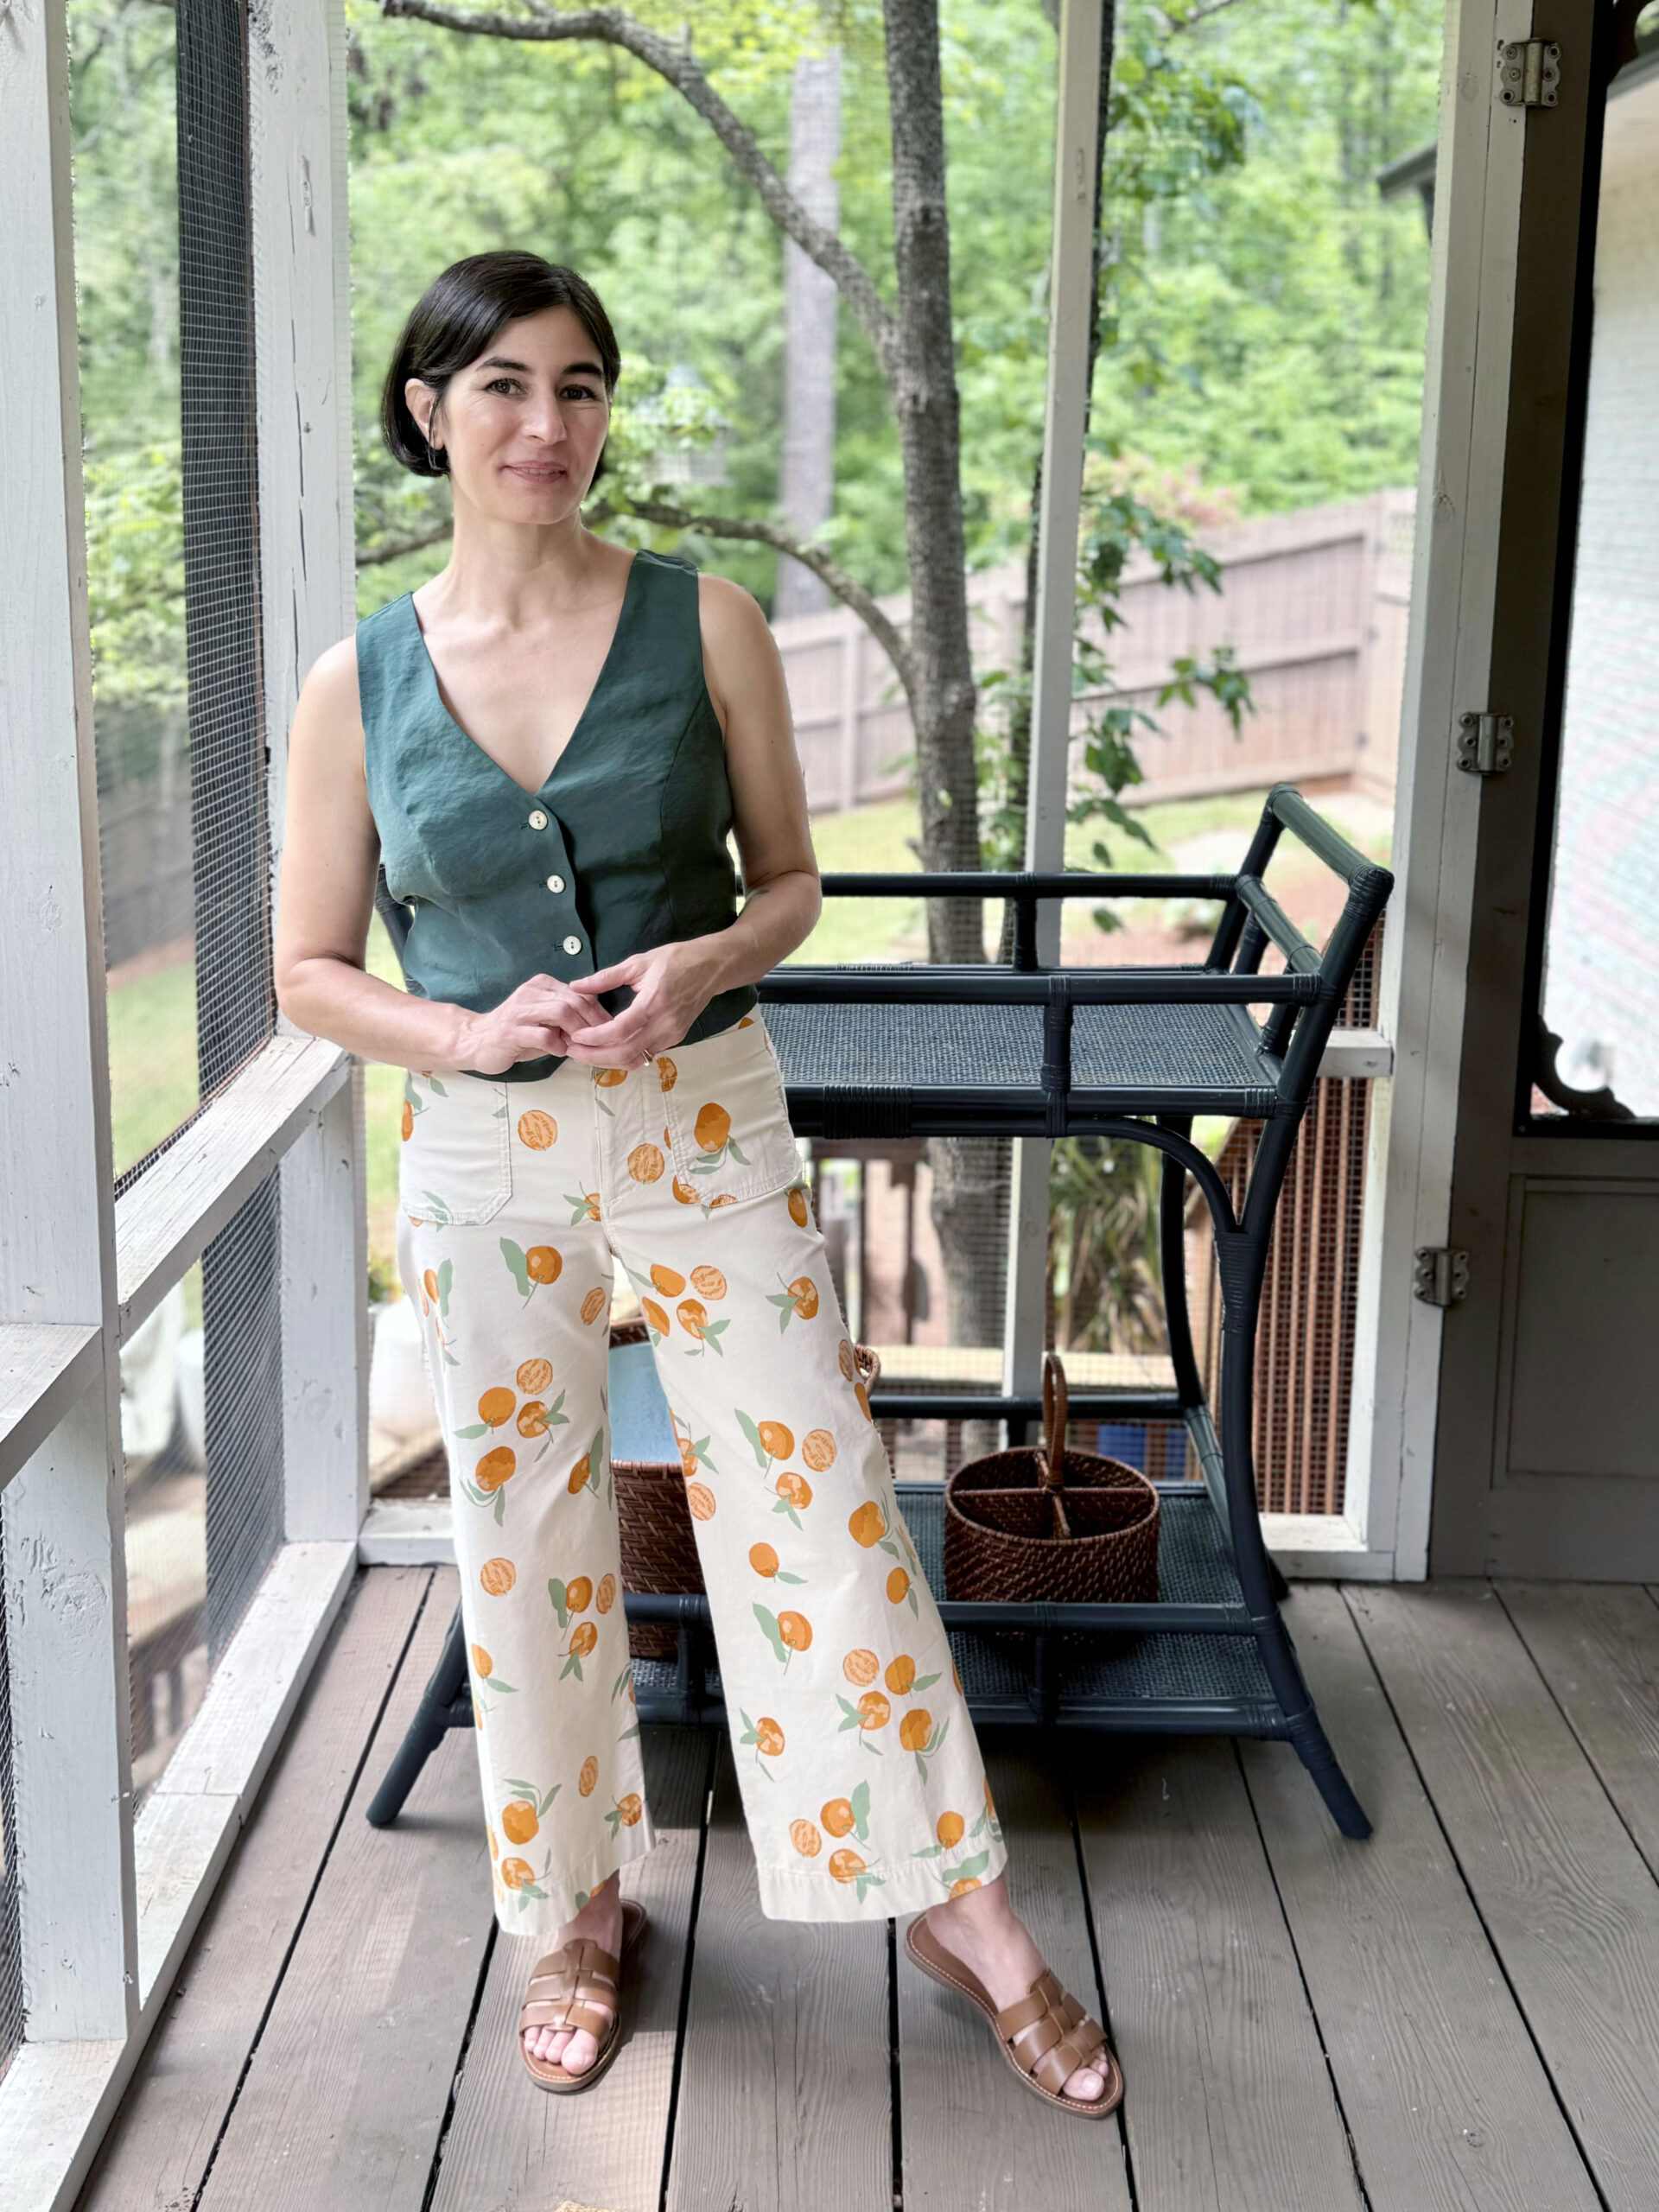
top-left (1002, 0), bottom-right (1103, 1418)
top-left (249, 0), bottom-right (369, 1541)
top-left (1344, 0), bottom-right (1531, 1575)
top-left (0, 0), bottom-right (139, 2039)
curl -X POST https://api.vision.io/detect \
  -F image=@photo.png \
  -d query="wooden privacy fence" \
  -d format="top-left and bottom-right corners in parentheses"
top-left (774, 486), bottom-right (1414, 815)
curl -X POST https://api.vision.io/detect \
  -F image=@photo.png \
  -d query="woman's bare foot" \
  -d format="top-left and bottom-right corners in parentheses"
top-left (921, 1874), bottom-right (1112, 2105)
top-left (522, 1869), bottom-right (624, 2076)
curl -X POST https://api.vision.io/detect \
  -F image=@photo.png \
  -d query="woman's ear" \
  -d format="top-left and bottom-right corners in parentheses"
top-left (404, 377), bottom-right (438, 447)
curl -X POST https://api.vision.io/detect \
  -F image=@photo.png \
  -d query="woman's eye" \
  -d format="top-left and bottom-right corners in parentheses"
top-left (485, 378), bottom-right (520, 396)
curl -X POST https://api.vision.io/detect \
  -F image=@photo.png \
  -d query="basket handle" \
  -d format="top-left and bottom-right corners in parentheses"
top-left (1039, 1352), bottom-right (1068, 1491)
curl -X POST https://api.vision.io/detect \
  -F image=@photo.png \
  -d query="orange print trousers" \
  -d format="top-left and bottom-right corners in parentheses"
top-left (396, 1007), bottom-right (1009, 1942)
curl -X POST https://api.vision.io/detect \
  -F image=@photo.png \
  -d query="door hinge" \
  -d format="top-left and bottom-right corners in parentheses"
top-left (1457, 711), bottom-right (1514, 776)
top-left (1497, 36), bottom-right (1560, 107)
top-left (1414, 1247), bottom-right (1469, 1307)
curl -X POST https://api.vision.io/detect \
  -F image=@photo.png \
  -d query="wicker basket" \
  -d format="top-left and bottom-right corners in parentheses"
top-left (943, 1352), bottom-right (1160, 1648)
top-left (614, 1322), bottom-right (882, 1659)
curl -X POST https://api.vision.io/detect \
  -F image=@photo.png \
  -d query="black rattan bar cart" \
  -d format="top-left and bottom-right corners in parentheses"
top-left (368, 785), bottom-right (1390, 1841)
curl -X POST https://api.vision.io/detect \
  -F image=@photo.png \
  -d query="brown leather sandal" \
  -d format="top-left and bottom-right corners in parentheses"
top-left (518, 1894), bottom-right (650, 2094)
top-left (906, 1907), bottom-right (1122, 2120)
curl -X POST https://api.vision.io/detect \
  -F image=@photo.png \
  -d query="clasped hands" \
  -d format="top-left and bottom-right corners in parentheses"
top-left (457, 939), bottom-right (721, 1075)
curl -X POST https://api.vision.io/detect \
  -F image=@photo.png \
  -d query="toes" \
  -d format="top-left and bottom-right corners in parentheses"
top-left (1062, 2066), bottom-right (1105, 2102)
top-left (559, 2028), bottom-right (599, 2075)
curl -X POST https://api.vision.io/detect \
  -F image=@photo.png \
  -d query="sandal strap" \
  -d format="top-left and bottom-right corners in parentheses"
top-left (995, 1968), bottom-right (1109, 2095)
top-left (519, 1936), bottom-right (621, 2039)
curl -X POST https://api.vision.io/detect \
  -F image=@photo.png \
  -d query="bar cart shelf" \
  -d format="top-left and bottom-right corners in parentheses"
top-left (367, 784), bottom-right (1392, 1841)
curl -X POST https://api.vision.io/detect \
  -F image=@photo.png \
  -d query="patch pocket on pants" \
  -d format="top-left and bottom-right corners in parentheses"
top-left (398, 1071), bottom-right (513, 1227)
top-left (661, 1013), bottom-right (802, 1205)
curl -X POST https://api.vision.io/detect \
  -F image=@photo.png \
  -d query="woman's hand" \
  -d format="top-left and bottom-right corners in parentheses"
top-left (556, 941), bottom-right (723, 1066)
top-left (455, 973), bottom-right (614, 1074)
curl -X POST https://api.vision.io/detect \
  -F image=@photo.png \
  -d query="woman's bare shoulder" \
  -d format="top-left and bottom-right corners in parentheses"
top-left (695, 571), bottom-right (778, 720)
top-left (300, 631), bottom-right (363, 715)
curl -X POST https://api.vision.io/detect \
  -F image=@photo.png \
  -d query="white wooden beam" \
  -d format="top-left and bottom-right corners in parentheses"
top-left (250, 0), bottom-right (370, 1549)
top-left (114, 1034), bottom-right (349, 1343)
top-left (1003, 0), bottom-right (1104, 1421)
top-left (1344, 0), bottom-right (1532, 1579)
top-left (0, 0), bottom-right (137, 2044)
top-left (0, 1326), bottom-right (101, 1493)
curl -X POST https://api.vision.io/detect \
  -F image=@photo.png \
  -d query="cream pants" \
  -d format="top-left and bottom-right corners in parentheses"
top-left (397, 1008), bottom-right (1008, 1941)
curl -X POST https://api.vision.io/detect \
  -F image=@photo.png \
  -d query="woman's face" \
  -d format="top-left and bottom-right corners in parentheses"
top-left (406, 303), bottom-right (611, 523)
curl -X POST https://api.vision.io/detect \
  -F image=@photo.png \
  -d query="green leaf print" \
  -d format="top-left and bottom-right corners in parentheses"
top-left (421, 1192), bottom-right (455, 1227)
top-left (560, 1649), bottom-right (586, 1683)
top-left (938, 1848), bottom-right (990, 1890)
top-left (505, 1777), bottom-right (561, 1819)
top-left (753, 1603), bottom-right (790, 1667)
top-left (772, 1569), bottom-right (806, 1586)
top-left (618, 1720), bottom-right (640, 1743)
top-left (549, 1577), bottom-right (570, 1630)
top-left (499, 1238), bottom-right (532, 1300)
top-left (852, 1870), bottom-right (886, 1903)
top-left (766, 1290), bottom-right (799, 1332)
top-left (912, 1713), bottom-right (950, 1783)
top-left (727, 1136), bottom-right (750, 1165)
top-left (611, 1662), bottom-right (632, 1703)
top-left (435, 1259), bottom-right (454, 1318)
top-left (427, 1076), bottom-right (448, 1097)
top-left (836, 1694), bottom-right (884, 1752)
top-left (850, 1779), bottom-right (871, 1841)
top-left (912, 1671), bottom-right (942, 1693)
top-left (772, 1497), bottom-right (804, 1529)
top-left (736, 1408), bottom-right (769, 1469)
top-left (452, 1421), bottom-right (493, 1440)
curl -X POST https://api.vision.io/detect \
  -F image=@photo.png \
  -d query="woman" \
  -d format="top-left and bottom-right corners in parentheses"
top-left (274, 250), bottom-right (1120, 2118)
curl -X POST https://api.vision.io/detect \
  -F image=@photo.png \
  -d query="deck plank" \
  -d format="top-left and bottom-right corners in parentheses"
top-left (897, 1732), bottom-right (1133, 2209)
top-left (1497, 1580), bottom-right (1659, 1878)
top-left (195, 1567), bottom-right (490, 2212)
top-left (1076, 1733), bottom-right (1362, 2212)
top-left (429, 1723), bottom-right (713, 2212)
top-left (664, 1732), bottom-right (892, 2212)
top-left (1240, 1586), bottom-right (1599, 2212)
top-left (76, 1565), bottom-right (431, 2212)
top-left (1348, 1582), bottom-right (1659, 2210)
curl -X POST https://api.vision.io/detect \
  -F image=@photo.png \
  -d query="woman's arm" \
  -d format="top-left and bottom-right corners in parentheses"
top-left (561, 574), bottom-right (821, 1058)
top-left (272, 639), bottom-right (593, 1073)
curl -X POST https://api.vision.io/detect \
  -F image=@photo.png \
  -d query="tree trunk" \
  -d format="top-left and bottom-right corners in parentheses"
top-left (775, 47), bottom-right (841, 624)
top-left (880, 0), bottom-right (983, 959)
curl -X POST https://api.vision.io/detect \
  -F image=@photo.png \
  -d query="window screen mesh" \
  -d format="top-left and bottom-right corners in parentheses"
top-left (127, 1172), bottom-right (286, 1815)
top-left (73, 0), bottom-right (272, 1187)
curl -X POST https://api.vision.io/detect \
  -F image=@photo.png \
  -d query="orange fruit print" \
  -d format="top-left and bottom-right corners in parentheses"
top-left (478, 1387), bottom-right (515, 1428)
top-left (693, 1100), bottom-right (731, 1153)
top-left (475, 1446), bottom-right (516, 1492)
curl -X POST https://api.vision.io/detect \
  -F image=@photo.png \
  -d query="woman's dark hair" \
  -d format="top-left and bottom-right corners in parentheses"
top-left (380, 251), bottom-right (622, 481)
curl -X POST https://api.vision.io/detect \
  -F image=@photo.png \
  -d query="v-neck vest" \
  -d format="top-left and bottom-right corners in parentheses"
top-left (358, 547), bottom-right (758, 1081)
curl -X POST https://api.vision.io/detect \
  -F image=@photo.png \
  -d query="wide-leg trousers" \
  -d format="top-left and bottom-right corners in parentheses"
top-left (396, 1007), bottom-right (1009, 1942)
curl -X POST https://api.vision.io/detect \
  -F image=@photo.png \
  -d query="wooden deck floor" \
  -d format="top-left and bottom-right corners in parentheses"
top-left (75, 1562), bottom-right (1659, 2212)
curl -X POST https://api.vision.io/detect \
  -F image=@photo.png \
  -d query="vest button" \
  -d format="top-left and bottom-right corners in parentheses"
top-left (528, 809), bottom-right (549, 830)
top-left (562, 934), bottom-right (582, 955)
top-left (545, 874), bottom-right (566, 893)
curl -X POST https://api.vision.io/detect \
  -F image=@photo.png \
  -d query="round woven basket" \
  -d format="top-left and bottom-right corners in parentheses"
top-left (943, 1352), bottom-right (1160, 1649)
top-left (614, 1323), bottom-right (882, 1660)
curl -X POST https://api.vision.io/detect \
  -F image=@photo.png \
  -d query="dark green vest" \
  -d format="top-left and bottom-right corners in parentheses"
top-left (358, 547), bottom-right (757, 1080)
